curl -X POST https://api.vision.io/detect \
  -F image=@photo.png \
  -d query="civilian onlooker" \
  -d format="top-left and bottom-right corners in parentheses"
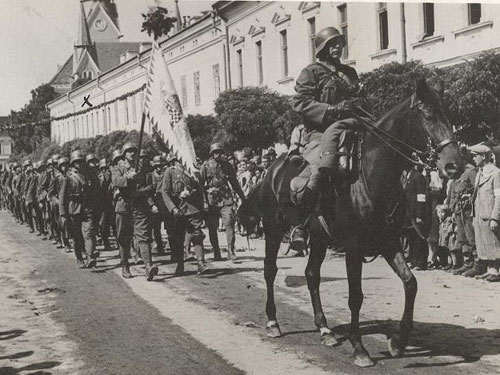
top-left (427, 169), bottom-right (448, 269)
top-left (436, 204), bottom-right (457, 266)
top-left (470, 143), bottom-right (500, 282)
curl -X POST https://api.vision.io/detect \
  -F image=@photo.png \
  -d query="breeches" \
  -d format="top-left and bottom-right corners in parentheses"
top-left (116, 212), bottom-right (133, 263)
top-left (69, 211), bottom-right (96, 259)
top-left (207, 205), bottom-right (235, 251)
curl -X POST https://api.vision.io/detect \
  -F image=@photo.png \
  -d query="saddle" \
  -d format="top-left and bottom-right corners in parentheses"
top-left (288, 131), bottom-right (361, 206)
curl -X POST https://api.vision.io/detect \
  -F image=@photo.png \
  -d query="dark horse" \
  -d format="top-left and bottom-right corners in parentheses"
top-left (238, 79), bottom-right (463, 368)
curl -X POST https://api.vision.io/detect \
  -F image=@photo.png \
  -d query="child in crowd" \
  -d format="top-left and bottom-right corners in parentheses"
top-left (436, 204), bottom-right (457, 269)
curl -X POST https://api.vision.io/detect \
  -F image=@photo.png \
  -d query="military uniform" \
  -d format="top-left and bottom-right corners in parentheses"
top-left (59, 164), bottom-right (101, 267)
top-left (36, 166), bottom-right (51, 237)
top-left (199, 157), bottom-right (245, 260)
top-left (147, 167), bottom-right (167, 255)
top-left (98, 166), bottom-right (114, 250)
top-left (48, 167), bottom-right (62, 246)
top-left (24, 170), bottom-right (37, 233)
top-left (162, 162), bottom-right (206, 274)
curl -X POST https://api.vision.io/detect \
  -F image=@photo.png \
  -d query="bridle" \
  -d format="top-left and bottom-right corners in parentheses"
top-left (353, 93), bottom-right (457, 170)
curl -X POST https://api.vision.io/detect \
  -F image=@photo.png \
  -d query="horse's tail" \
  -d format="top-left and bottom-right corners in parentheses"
top-left (237, 182), bottom-right (263, 234)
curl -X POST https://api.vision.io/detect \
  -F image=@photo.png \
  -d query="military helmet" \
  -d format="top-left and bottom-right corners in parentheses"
top-left (111, 149), bottom-right (123, 164)
top-left (57, 157), bottom-right (69, 168)
top-left (139, 149), bottom-right (150, 158)
top-left (267, 147), bottom-right (277, 156)
top-left (314, 27), bottom-right (345, 58)
top-left (46, 158), bottom-right (53, 166)
top-left (152, 155), bottom-right (162, 166)
top-left (98, 158), bottom-right (108, 169)
top-left (51, 154), bottom-right (60, 163)
top-left (23, 160), bottom-right (32, 168)
top-left (33, 161), bottom-right (40, 169)
top-left (86, 153), bottom-right (98, 164)
top-left (210, 142), bottom-right (224, 155)
top-left (121, 142), bottom-right (137, 155)
top-left (11, 162), bottom-right (18, 168)
top-left (70, 150), bottom-right (85, 165)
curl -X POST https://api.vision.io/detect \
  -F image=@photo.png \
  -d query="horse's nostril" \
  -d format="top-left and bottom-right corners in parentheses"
top-left (445, 163), bottom-right (460, 177)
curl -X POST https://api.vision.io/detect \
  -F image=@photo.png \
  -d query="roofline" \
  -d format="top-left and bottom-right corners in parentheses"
top-left (48, 55), bottom-right (73, 86)
top-left (48, 12), bottom-right (214, 108)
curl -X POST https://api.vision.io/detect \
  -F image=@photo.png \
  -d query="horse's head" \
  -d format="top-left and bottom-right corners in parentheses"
top-left (412, 78), bottom-right (463, 178)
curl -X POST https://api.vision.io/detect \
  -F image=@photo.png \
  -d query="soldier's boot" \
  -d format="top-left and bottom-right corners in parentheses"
top-left (85, 257), bottom-right (97, 269)
top-left (103, 237), bottom-right (112, 251)
top-left (213, 247), bottom-right (223, 261)
top-left (145, 263), bottom-right (158, 281)
top-left (175, 259), bottom-right (184, 276)
top-left (122, 262), bottom-right (132, 279)
top-left (77, 258), bottom-right (86, 269)
top-left (463, 259), bottom-right (486, 278)
top-left (194, 244), bottom-right (208, 275)
top-left (156, 242), bottom-right (166, 256)
top-left (227, 246), bottom-right (237, 261)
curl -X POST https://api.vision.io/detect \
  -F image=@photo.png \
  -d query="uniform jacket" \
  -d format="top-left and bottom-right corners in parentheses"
top-left (472, 163), bottom-right (500, 222)
top-left (48, 170), bottom-right (61, 200)
top-left (98, 170), bottom-right (114, 210)
top-left (402, 168), bottom-right (430, 236)
top-left (25, 173), bottom-right (37, 204)
top-left (111, 161), bottom-right (154, 214)
top-left (199, 158), bottom-right (245, 207)
top-left (37, 170), bottom-right (51, 202)
top-left (59, 167), bottom-right (101, 217)
top-left (161, 165), bottom-right (203, 216)
top-left (292, 62), bottom-right (359, 133)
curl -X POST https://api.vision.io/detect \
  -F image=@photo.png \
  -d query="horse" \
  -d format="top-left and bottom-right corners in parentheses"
top-left (238, 78), bottom-right (463, 368)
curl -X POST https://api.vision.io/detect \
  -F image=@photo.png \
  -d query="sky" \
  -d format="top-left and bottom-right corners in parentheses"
top-left (0, 0), bottom-right (214, 116)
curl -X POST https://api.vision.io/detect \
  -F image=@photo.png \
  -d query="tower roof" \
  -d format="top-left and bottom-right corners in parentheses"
top-left (76, 1), bottom-right (92, 47)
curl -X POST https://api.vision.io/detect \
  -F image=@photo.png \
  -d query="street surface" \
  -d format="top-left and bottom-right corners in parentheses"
top-left (0, 211), bottom-right (499, 375)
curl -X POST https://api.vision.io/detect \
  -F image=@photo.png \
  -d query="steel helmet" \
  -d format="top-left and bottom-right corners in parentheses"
top-left (314, 27), bottom-right (345, 58)
top-left (111, 149), bottom-right (123, 164)
top-left (86, 153), bottom-right (98, 164)
top-left (51, 154), bottom-right (61, 163)
top-left (58, 157), bottom-right (69, 167)
top-left (70, 150), bottom-right (85, 165)
top-left (210, 142), bottom-right (224, 155)
top-left (139, 149), bottom-right (150, 158)
top-left (121, 142), bottom-right (137, 155)
top-left (23, 160), bottom-right (32, 168)
top-left (11, 162), bottom-right (18, 168)
top-left (99, 158), bottom-right (108, 169)
top-left (152, 155), bottom-right (162, 166)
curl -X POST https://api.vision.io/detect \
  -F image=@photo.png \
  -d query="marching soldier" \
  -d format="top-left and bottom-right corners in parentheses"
top-left (111, 144), bottom-right (158, 280)
top-left (98, 158), bottom-right (114, 251)
top-left (47, 155), bottom-right (64, 248)
top-left (23, 160), bottom-right (36, 233)
top-left (147, 155), bottom-right (167, 256)
top-left (12, 163), bottom-right (24, 224)
top-left (60, 150), bottom-right (101, 268)
top-left (199, 143), bottom-right (246, 261)
top-left (36, 160), bottom-right (50, 239)
top-left (162, 154), bottom-right (207, 275)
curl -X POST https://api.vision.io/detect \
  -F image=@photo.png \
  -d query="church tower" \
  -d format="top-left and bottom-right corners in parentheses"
top-left (85, 0), bottom-right (122, 42)
top-left (73, 1), bottom-right (98, 80)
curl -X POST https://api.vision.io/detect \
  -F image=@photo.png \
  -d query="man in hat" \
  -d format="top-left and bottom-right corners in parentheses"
top-left (469, 143), bottom-right (500, 282)
top-left (162, 153), bottom-right (206, 275)
top-left (60, 150), bottom-right (101, 268)
top-left (147, 155), bottom-right (167, 256)
top-left (200, 142), bottom-right (246, 261)
top-left (98, 158), bottom-right (114, 251)
top-left (111, 143), bottom-right (158, 280)
top-left (288, 26), bottom-right (364, 250)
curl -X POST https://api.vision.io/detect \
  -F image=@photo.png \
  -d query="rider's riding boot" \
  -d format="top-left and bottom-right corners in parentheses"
top-left (122, 263), bottom-right (132, 279)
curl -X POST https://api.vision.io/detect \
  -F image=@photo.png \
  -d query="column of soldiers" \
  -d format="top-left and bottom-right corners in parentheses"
top-left (0, 142), bottom-right (245, 281)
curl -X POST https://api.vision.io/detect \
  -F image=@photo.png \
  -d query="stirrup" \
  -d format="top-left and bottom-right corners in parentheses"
top-left (288, 225), bottom-right (309, 253)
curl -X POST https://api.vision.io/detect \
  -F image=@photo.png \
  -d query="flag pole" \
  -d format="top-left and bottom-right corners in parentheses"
top-left (135, 111), bottom-right (147, 172)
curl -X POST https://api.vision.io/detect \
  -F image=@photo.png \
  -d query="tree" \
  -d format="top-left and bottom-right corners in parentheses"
top-left (214, 87), bottom-right (295, 151)
top-left (185, 114), bottom-right (219, 159)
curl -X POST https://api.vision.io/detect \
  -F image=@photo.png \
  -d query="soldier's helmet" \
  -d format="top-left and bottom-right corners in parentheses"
top-left (139, 149), bottom-right (150, 159)
top-left (314, 27), bottom-right (345, 58)
top-left (57, 157), bottom-right (69, 168)
top-left (111, 149), bottom-right (123, 164)
top-left (23, 160), bottom-right (32, 168)
top-left (267, 147), bottom-right (277, 156)
top-left (152, 155), bottom-right (162, 166)
top-left (51, 154), bottom-right (60, 163)
top-left (37, 160), bottom-right (46, 169)
top-left (46, 158), bottom-right (53, 166)
top-left (210, 142), bottom-right (224, 155)
top-left (70, 150), bottom-right (85, 165)
top-left (86, 153), bottom-right (98, 164)
top-left (99, 158), bottom-right (108, 169)
top-left (121, 142), bottom-right (137, 155)
top-left (11, 162), bottom-right (18, 169)
top-left (32, 161), bottom-right (40, 169)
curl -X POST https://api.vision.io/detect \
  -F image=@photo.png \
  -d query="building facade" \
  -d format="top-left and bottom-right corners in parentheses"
top-left (0, 118), bottom-right (13, 169)
top-left (49, 1), bottom-right (500, 145)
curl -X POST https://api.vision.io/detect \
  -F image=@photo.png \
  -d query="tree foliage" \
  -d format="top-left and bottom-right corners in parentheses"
top-left (214, 87), bottom-right (298, 151)
top-left (185, 114), bottom-right (218, 160)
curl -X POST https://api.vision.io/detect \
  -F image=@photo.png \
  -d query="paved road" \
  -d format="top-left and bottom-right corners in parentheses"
top-left (0, 211), bottom-right (499, 375)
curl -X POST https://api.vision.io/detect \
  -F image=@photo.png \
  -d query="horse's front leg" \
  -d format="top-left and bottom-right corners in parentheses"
top-left (305, 238), bottom-right (339, 346)
top-left (264, 232), bottom-right (283, 338)
top-left (384, 251), bottom-right (417, 358)
top-left (346, 249), bottom-right (375, 367)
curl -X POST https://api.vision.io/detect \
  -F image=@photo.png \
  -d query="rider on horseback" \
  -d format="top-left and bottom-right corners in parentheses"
top-left (289, 26), bottom-right (365, 250)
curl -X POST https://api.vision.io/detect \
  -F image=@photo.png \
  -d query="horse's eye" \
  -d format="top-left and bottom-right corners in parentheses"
top-left (420, 105), bottom-right (436, 121)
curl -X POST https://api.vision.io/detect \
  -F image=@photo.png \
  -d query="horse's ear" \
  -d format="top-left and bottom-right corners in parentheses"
top-left (427, 78), bottom-right (444, 100)
top-left (415, 78), bottom-right (434, 104)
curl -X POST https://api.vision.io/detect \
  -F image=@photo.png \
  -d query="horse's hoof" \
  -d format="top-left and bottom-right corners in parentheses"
top-left (266, 322), bottom-right (282, 338)
top-left (320, 332), bottom-right (340, 347)
top-left (354, 354), bottom-right (375, 368)
top-left (388, 334), bottom-right (405, 358)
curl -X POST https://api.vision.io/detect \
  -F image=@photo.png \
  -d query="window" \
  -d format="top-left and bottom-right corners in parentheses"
top-left (86, 115), bottom-right (89, 138)
top-left (114, 101), bottom-right (119, 127)
top-left (124, 98), bottom-right (129, 125)
top-left (91, 112), bottom-right (94, 135)
top-left (76, 117), bottom-right (79, 138)
top-left (181, 75), bottom-right (187, 108)
top-left (468, 3), bottom-right (481, 25)
top-left (107, 107), bottom-right (112, 132)
top-left (256, 41), bottom-right (263, 84)
top-left (132, 94), bottom-right (137, 122)
top-left (338, 4), bottom-right (348, 59)
top-left (308, 17), bottom-right (316, 62)
top-left (96, 110), bottom-right (100, 134)
top-left (213, 64), bottom-right (220, 98)
top-left (378, 3), bottom-right (389, 50)
top-left (194, 71), bottom-right (201, 106)
top-left (423, 3), bottom-right (435, 37)
top-left (237, 49), bottom-right (243, 87)
top-left (280, 30), bottom-right (289, 78)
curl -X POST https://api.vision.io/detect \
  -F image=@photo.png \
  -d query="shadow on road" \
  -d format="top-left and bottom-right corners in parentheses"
top-left (0, 329), bottom-right (26, 341)
top-left (0, 351), bottom-right (34, 361)
top-left (334, 319), bottom-right (500, 368)
top-left (0, 360), bottom-right (61, 374)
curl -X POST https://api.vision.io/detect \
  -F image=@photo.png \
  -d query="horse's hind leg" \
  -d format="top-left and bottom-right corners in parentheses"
top-left (346, 249), bottom-right (375, 367)
top-left (264, 231), bottom-right (283, 338)
top-left (305, 238), bottom-right (339, 346)
top-left (384, 251), bottom-right (417, 358)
